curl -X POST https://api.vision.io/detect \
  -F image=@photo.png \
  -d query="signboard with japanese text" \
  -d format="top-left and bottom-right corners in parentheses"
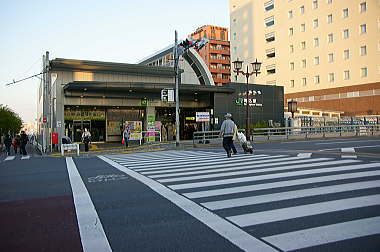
top-left (196, 112), bottom-right (210, 122)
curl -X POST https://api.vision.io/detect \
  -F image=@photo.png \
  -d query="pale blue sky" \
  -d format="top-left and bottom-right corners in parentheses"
top-left (0, 0), bottom-right (229, 123)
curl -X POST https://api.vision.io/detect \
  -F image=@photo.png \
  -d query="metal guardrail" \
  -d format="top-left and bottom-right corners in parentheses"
top-left (251, 125), bottom-right (380, 141)
top-left (192, 125), bottom-right (380, 144)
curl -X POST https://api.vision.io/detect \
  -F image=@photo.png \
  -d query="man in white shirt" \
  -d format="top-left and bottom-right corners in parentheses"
top-left (220, 113), bottom-right (237, 158)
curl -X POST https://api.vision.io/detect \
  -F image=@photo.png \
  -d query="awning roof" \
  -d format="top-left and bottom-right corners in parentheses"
top-left (63, 81), bottom-right (235, 94)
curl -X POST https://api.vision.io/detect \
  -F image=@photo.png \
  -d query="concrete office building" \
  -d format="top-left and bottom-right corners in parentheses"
top-left (189, 25), bottom-right (231, 86)
top-left (230, 0), bottom-right (380, 116)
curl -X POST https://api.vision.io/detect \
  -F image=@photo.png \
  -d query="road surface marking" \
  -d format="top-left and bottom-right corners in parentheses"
top-left (297, 153), bottom-right (312, 158)
top-left (147, 158), bottom-right (331, 178)
top-left (4, 156), bottom-right (15, 161)
top-left (263, 216), bottom-right (380, 251)
top-left (126, 154), bottom-right (271, 170)
top-left (316, 140), bottom-right (380, 145)
top-left (202, 180), bottom-right (380, 210)
top-left (157, 158), bottom-right (337, 183)
top-left (169, 160), bottom-right (376, 190)
top-left (99, 155), bottom-right (277, 252)
top-left (320, 144), bottom-right (380, 151)
top-left (227, 194), bottom-right (380, 227)
top-left (65, 157), bottom-right (112, 252)
top-left (341, 147), bottom-right (357, 158)
top-left (184, 169), bottom-right (380, 199)
top-left (21, 155), bottom-right (30, 160)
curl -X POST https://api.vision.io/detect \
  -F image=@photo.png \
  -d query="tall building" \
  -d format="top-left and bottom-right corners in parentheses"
top-left (230, 0), bottom-right (380, 116)
top-left (189, 25), bottom-right (231, 86)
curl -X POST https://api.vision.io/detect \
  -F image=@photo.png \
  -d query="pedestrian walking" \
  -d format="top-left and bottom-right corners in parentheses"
top-left (4, 134), bottom-right (12, 156)
top-left (123, 126), bottom-right (130, 148)
top-left (12, 135), bottom-right (20, 154)
top-left (20, 131), bottom-right (29, 156)
top-left (220, 113), bottom-right (237, 158)
top-left (81, 128), bottom-right (91, 152)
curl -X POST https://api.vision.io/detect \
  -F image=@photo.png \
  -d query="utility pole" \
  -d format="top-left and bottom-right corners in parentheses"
top-left (174, 31), bottom-right (180, 147)
top-left (45, 51), bottom-right (52, 152)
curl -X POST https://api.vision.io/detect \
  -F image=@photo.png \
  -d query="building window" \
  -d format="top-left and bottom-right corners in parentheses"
top-left (288, 10), bottom-right (293, 19)
top-left (327, 14), bottom-right (333, 24)
top-left (343, 8), bottom-right (349, 18)
top-left (329, 73), bottom-right (335, 82)
top-left (302, 77), bottom-right (307, 86)
top-left (301, 23), bottom-right (306, 32)
top-left (328, 33), bottom-right (334, 43)
top-left (301, 41), bottom-right (306, 50)
top-left (328, 53), bottom-right (334, 62)
top-left (290, 80), bottom-right (295, 88)
top-left (314, 56), bottom-right (320, 65)
top-left (327, 0), bottom-right (332, 4)
top-left (265, 0), bottom-right (274, 11)
top-left (233, 32), bottom-right (237, 40)
top-left (314, 37), bottom-right (319, 47)
top-left (211, 28), bottom-right (216, 39)
top-left (265, 16), bottom-right (275, 27)
top-left (344, 70), bottom-right (350, 80)
top-left (290, 45), bottom-right (294, 53)
top-left (265, 32), bottom-right (275, 42)
top-left (361, 67), bottom-right (368, 77)
top-left (289, 27), bottom-right (294, 36)
top-left (290, 62), bottom-right (295, 70)
top-left (302, 59), bottom-right (307, 68)
top-left (314, 75), bottom-right (320, 84)
top-left (300, 5), bottom-right (305, 14)
top-left (343, 29), bottom-right (349, 39)
top-left (266, 48), bottom-right (276, 58)
top-left (360, 24), bottom-right (367, 34)
top-left (360, 2), bottom-right (367, 13)
top-left (313, 19), bottom-right (319, 28)
top-left (344, 49), bottom-right (350, 60)
top-left (221, 30), bottom-right (226, 40)
top-left (360, 45), bottom-right (367, 56)
top-left (313, 0), bottom-right (318, 9)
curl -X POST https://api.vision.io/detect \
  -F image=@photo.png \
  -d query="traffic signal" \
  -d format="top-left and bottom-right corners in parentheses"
top-left (179, 38), bottom-right (194, 49)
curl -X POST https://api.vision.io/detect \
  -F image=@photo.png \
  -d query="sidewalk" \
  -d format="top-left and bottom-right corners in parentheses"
top-left (52, 140), bottom-right (198, 157)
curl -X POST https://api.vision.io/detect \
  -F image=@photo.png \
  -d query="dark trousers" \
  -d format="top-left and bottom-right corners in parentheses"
top-left (20, 143), bottom-right (27, 155)
top-left (231, 142), bottom-right (237, 154)
top-left (13, 145), bottom-right (19, 154)
top-left (5, 145), bottom-right (11, 155)
top-left (84, 142), bottom-right (89, 152)
top-left (124, 138), bottom-right (129, 148)
top-left (223, 137), bottom-right (234, 155)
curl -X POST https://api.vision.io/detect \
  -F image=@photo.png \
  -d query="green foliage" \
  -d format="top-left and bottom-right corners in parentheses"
top-left (251, 121), bottom-right (269, 129)
top-left (0, 104), bottom-right (23, 136)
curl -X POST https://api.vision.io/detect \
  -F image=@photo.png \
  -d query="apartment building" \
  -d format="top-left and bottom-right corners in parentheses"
top-left (230, 0), bottom-right (380, 116)
top-left (189, 25), bottom-right (231, 86)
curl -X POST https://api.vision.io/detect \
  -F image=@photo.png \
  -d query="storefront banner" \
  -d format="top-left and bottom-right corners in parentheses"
top-left (125, 121), bottom-right (142, 141)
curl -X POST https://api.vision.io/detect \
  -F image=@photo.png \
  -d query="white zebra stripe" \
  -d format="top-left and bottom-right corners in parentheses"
top-left (202, 180), bottom-right (380, 210)
top-left (184, 170), bottom-right (380, 199)
top-left (227, 194), bottom-right (380, 227)
top-left (169, 162), bottom-right (380, 190)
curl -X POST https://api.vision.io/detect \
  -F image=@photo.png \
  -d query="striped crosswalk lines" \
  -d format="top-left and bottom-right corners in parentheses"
top-left (2, 155), bottom-right (30, 161)
top-left (105, 150), bottom-right (380, 251)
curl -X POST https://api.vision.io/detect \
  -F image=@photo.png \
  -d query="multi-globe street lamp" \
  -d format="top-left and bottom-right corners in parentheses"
top-left (233, 58), bottom-right (262, 140)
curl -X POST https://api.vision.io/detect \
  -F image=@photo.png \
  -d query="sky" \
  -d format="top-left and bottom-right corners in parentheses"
top-left (0, 0), bottom-right (230, 124)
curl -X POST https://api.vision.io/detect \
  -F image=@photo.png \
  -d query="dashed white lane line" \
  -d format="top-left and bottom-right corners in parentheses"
top-left (21, 155), bottom-right (30, 160)
top-left (99, 155), bottom-right (277, 252)
top-left (4, 156), bottom-right (15, 161)
top-left (66, 157), bottom-right (112, 252)
top-left (341, 147), bottom-right (357, 159)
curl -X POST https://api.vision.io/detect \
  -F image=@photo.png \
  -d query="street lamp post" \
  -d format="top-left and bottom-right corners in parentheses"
top-left (233, 58), bottom-right (262, 140)
top-left (288, 99), bottom-right (298, 119)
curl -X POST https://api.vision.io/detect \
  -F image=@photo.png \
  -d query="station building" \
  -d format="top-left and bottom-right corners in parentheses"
top-left (37, 47), bottom-right (283, 148)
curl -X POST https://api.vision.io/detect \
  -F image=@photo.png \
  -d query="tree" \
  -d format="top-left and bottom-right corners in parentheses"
top-left (0, 104), bottom-right (23, 136)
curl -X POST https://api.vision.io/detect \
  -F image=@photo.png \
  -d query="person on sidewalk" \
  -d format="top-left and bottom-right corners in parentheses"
top-left (220, 113), bottom-right (237, 158)
top-left (81, 128), bottom-right (91, 152)
top-left (12, 135), bottom-right (20, 154)
top-left (123, 126), bottom-right (130, 148)
top-left (4, 134), bottom-right (12, 156)
top-left (20, 131), bottom-right (29, 156)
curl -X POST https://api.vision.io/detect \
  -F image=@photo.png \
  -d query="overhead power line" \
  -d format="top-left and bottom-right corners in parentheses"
top-left (4, 71), bottom-right (46, 86)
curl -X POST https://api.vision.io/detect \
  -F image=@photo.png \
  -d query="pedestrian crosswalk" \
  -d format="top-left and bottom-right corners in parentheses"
top-left (104, 150), bottom-right (380, 251)
top-left (1, 155), bottom-right (31, 161)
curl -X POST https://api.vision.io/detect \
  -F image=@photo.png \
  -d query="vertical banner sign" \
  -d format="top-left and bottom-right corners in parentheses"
top-left (147, 115), bottom-right (156, 142)
top-left (125, 121), bottom-right (142, 141)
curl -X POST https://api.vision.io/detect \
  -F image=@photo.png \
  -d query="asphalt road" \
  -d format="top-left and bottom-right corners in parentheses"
top-left (1, 136), bottom-right (379, 251)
